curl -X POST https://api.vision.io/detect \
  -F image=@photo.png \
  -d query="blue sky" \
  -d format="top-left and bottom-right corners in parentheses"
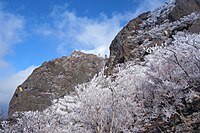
top-left (0, 0), bottom-right (167, 114)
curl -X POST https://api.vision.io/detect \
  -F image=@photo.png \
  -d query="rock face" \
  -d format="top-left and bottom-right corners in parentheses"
top-left (103, 0), bottom-right (200, 132)
top-left (8, 51), bottom-right (104, 117)
top-left (105, 0), bottom-right (200, 75)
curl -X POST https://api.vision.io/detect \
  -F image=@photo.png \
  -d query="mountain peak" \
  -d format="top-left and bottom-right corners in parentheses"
top-left (105, 0), bottom-right (200, 75)
top-left (71, 50), bottom-right (86, 57)
top-left (8, 51), bottom-right (104, 117)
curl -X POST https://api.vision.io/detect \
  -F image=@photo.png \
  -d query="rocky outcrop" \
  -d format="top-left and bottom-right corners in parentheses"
top-left (105, 0), bottom-right (200, 75)
top-left (168, 0), bottom-right (200, 21)
top-left (103, 1), bottom-right (200, 131)
top-left (8, 51), bottom-right (104, 117)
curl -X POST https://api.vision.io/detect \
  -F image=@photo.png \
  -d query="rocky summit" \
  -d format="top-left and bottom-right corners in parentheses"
top-left (105, 0), bottom-right (200, 75)
top-left (8, 51), bottom-right (104, 117)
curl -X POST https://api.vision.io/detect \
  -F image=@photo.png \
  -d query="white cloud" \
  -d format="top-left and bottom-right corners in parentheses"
top-left (134, 0), bottom-right (166, 15)
top-left (0, 65), bottom-right (37, 108)
top-left (0, 10), bottom-right (25, 68)
top-left (39, 10), bottom-right (130, 56)
top-left (38, 0), bottom-right (166, 57)
top-left (0, 3), bottom-right (27, 112)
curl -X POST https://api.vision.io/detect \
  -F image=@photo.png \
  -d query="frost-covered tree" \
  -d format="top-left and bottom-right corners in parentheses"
top-left (1, 32), bottom-right (200, 132)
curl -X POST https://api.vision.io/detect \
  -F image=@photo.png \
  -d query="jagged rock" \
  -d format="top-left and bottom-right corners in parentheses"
top-left (8, 51), bottom-right (104, 117)
top-left (168, 0), bottom-right (200, 21)
top-left (104, 1), bottom-right (200, 132)
top-left (105, 12), bottom-right (150, 75)
top-left (105, 0), bottom-right (200, 75)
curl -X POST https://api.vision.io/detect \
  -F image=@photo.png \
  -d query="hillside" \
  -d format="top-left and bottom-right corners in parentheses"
top-left (8, 51), bottom-right (104, 117)
top-left (1, 0), bottom-right (200, 132)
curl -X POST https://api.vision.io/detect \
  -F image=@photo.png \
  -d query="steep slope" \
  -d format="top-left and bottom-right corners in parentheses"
top-left (105, 0), bottom-right (200, 75)
top-left (2, 33), bottom-right (200, 132)
top-left (8, 51), bottom-right (104, 117)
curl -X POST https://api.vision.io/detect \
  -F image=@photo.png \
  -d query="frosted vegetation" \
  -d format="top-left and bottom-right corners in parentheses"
top-left (138, 12), bottom-right (199, 52)
top-left (1, 32), bottom-right (200, 132)
top-left (144, 0), bottom-right (175, 26)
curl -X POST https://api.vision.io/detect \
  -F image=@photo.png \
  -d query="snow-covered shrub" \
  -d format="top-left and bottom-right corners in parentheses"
top-left (1, 32), bottom-right (200, 132)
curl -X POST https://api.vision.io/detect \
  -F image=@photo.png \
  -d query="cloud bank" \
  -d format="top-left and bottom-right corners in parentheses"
top-left (39, 9), bottom-right (130, 56)
top-left (0, 5), bottom-right (29, 112)
top-left (38, 0), bottom-right (166, 56)
top-left (0, 10), bottom-right (25, 69)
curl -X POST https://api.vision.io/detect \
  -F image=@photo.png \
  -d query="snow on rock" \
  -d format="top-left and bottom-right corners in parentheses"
top-left (143, 0), bottom-right (176, 27)
top-left (1, 32), bottom-right (200, 132)
top-left (106, 0), bottom-right (200, 76)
